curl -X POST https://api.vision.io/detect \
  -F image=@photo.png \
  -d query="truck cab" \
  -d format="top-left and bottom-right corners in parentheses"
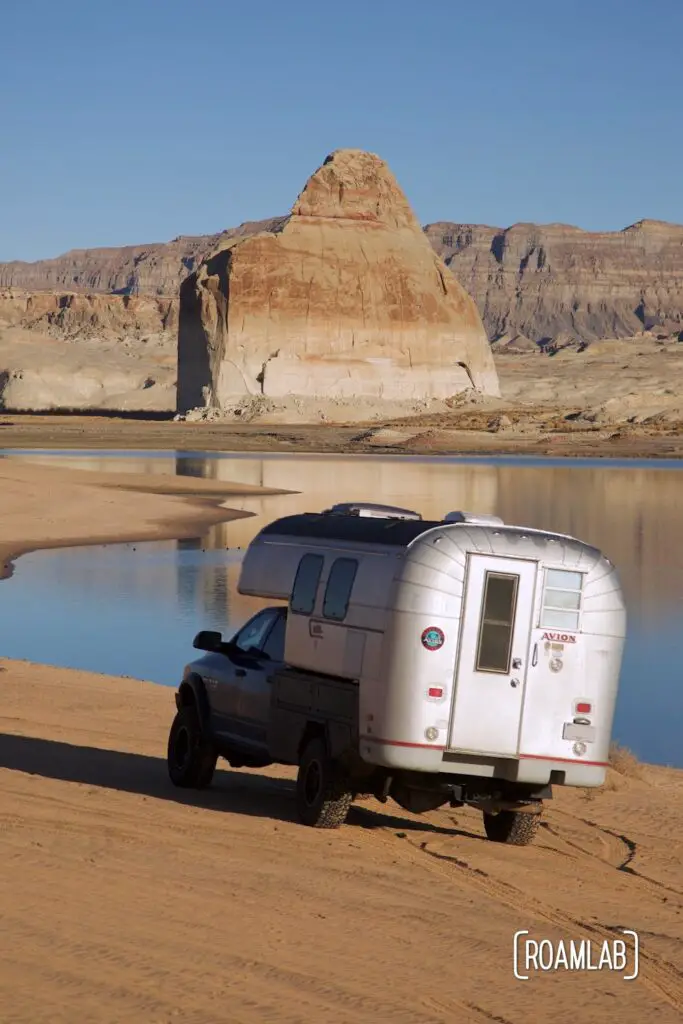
top-left (170, 605), bottom-right (286, 772)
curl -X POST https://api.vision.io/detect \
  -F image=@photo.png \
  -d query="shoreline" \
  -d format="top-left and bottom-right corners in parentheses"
top-left (0, 458), bottom-right (291, 583)
top-left (1, 413), bottom-right (683, 460)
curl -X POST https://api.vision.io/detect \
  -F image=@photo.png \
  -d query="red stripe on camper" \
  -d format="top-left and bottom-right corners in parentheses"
top-left (519, 753), bottom-right (609, 767)
top-left (361, 735), bottom-right (446, 751)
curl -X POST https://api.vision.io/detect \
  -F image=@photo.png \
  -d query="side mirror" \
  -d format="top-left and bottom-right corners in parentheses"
top-left (192, 629), bottom-right (222, 652)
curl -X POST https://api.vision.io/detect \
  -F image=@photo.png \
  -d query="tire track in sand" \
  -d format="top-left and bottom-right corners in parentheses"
top-left (542, 812), bottom-right (683, 901)
top-left (356, 813), bottom-right (683, 1014)
top-left (0, 909), bottom-right (492, 1024)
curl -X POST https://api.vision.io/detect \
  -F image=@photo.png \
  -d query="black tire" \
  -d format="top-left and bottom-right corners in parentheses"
top-left (167, 704), bottom-right (217, 789)
top-left (483, 807), bottom-right (542, 846)
top-left (296, 736), bottom-right (352, 828)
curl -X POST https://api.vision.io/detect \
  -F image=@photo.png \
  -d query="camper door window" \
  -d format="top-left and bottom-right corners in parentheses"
top-left (290, 553), bottom-right (324, 615)
top-left (540, 569), bottom-right (583, 631)
top-left (322, 557), bottom-right (359, 622)
top-left (475, 571), bottom-right (519, 674)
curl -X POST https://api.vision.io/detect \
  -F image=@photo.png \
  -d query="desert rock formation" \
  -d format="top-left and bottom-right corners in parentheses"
top-left (0, 289), bottom-right (177, 341)
top-left (177, 149), bottom-right (499, 415)
top-left (0, 220), bottom-right (286, 297)
top-left (425, 219), bottom-right (683, 343)
top-left (0, 290), bottom-right (176, 412)
top-left (2, 219), bottom-right (682, 351)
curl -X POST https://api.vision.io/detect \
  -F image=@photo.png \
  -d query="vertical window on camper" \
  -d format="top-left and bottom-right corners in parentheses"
top-left (540, 569), bottom-right (583, 630)
top-left (290, 553), bottom-right (324, 615)
top-left (475, 572), bottom-right (519, 674)
top-left (322, 557), bottom-right (359, 622)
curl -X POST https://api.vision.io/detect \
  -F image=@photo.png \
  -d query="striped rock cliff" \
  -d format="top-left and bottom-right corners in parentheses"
top-left (424, 219), bottom-right (683, 343)
top-left (1, 220), bottom-right (681, 349)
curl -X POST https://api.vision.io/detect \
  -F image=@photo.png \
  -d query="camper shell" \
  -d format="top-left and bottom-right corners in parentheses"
top-left (238, 502), bottom-right (626, 791)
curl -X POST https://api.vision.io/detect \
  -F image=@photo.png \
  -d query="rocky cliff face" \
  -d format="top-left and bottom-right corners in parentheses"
top-left (0, 289), bottom-right (177, 340)
top-left (177, 149), bottom-right (498, 416)
top-left (424, 219), bottom-right (683, 343)
top-left (0, 290), bottom-right (176, 413)
top-left (2, 215), bottom-right (681, 349)
top-left (0, 219), bottom-right (286, 297)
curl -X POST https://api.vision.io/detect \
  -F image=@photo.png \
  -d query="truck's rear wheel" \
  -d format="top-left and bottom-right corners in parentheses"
top-left (296, 736), bottom-right (352, 828)
top-left (167, 705), bottom-right (217, 789)
top-left (483, 807), bottom-right (542, 845)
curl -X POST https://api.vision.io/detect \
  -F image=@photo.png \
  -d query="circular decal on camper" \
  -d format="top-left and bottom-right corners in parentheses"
top-left (421, 626), bottom-right (445, 651)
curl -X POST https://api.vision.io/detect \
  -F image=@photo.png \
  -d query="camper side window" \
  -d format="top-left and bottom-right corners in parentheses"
top-left (540, 569), bottom-right (583, 630)
top-left (475, 572), bottom-right (519, 674)
top-left (322, 557), bottom-right (358, 622)
top-left (290, 553), bottom-right (324, 615)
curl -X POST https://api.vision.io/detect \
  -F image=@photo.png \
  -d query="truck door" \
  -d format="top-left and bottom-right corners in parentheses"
top-left (238, 608), bottom-right (287, 727)
top-left (213, 607), bottom-right (282, 748)
top-left (448, 554), bottom-right (538, 756)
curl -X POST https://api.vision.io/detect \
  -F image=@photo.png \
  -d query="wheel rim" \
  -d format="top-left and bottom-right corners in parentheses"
top-left (303, 758), bottom-right (323, 806)
top-left (173, 725), bottom-right (191, 770)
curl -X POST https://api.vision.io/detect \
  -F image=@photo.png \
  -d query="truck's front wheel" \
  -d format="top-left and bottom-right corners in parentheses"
top-left (296, 736), bottom-right (352, 829)
top-left (167, 705), bottom-right (217, 790)
top-left (483, 807), bottom-right (542, 845)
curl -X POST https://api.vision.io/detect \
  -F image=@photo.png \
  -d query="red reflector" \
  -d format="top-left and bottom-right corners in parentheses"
top-left (428, 687), bottom-right (444, 698)
top-left (576, 702), bottom-right (592, 713)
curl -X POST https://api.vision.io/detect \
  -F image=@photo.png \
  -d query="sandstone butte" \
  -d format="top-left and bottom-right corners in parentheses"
top-left (176, 148), bottom-right (499, 414)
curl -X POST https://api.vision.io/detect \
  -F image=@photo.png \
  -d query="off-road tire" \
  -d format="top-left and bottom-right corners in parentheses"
top-left (296, 736), bottom-right (352, 828)
top-left (483, 807), bottom-right (542, 845)
top-left (167, 705), bottom-right (217, 789)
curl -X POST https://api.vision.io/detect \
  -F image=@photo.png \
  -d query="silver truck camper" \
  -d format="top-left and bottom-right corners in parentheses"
top-left (168, 502), bottom-right (627, 844)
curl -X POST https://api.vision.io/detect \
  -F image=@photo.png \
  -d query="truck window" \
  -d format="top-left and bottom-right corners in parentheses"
top-left (540, 568), bottom-right (583, 630)
top-left (290, 553), bottom-right (324, 615)
top-left (233, 608), bottom-right (279, 654)
top-left (475, 571), bottom-right (519, 674)
top-left (322, 557), bottom-right (358, 621)
top-left (262, 611), bottom-right (286, 661)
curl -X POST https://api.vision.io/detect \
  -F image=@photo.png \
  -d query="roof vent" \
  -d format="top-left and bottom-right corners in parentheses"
top-left (443, 511), bottom-right (505, 526)
top-left (322, 502), bottom-right (422, 521)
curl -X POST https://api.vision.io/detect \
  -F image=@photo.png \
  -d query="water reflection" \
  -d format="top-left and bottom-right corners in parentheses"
top-left (172, 454), bottom-right (683, 628)
top-left (4, 450), bottom-right (682, 625)
top-left (1, 450), bottom-right (682, 766)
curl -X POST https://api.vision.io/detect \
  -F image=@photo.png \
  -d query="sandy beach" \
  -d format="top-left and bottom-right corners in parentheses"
top-left (0, 458), bottom-right (289, 579)
top-left (3, 344), bottom-right (683, 460)
top-left (0, 456), bottom-right (681, 1022)
top-left (0, 659), bottom-right (682, 1023)
top-left (2, 410), bottom-right (683, 460)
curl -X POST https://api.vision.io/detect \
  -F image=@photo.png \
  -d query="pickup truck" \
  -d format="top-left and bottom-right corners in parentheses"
top-left (167, 605), bottom-right (361, 828)
top-left (167, 603), bottom-right (556, 841)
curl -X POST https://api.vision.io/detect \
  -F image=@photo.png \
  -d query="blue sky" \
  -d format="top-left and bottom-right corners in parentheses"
top-left (2, 0), bottom-right (681, 261)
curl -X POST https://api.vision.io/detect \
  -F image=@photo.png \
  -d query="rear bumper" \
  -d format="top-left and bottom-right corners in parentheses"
top-left (360, 736), bottom-right (607, 788)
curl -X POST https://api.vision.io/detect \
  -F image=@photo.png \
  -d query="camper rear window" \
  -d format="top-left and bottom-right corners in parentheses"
top-left (322, 557), bottom-right (359, 621)
top-left (290, 553), bottom-right (324, 615)
top-left (540, 568), bottom-right (583, 630)
top-left (475, 571), bottom-right (519, 674)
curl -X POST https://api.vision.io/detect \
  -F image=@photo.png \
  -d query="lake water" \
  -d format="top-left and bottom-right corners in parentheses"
top-left (1, 449), bottom-right (682, 768)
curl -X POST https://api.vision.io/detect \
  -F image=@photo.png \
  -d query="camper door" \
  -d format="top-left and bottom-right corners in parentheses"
top-left (449, 554), bottom-right (538, 756)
